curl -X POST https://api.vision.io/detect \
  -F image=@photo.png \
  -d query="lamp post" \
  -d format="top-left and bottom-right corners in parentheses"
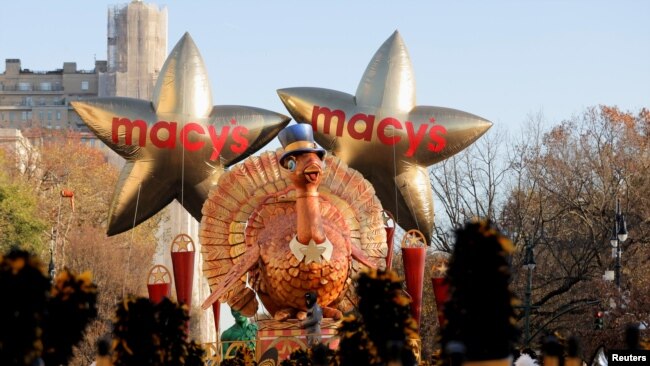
top-left (610, 199), bottom-right (628, 289)
top-left (522, 238), bottom-right (536, 345)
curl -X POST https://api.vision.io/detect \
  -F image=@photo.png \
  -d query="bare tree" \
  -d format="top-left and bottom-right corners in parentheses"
top-left (424, 107), bottom-right (649, 357)
top-left (429, 126), bottom-right (511, 252)
top-left (503, 106), bottom-right (650, 355)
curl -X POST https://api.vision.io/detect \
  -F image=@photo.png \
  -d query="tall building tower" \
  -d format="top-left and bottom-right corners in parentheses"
top-left (105, 0), bottom-right (168, 98)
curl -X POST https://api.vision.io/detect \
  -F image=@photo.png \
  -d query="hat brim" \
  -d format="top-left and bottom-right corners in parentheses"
top-left (280, 148), bottom-right (326, 167)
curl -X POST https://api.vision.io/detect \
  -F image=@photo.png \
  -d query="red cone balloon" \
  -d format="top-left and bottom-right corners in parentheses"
top-left (401, 229), bottom-right (427, 329)
top-left (147, 264), bottom-right (172, 304)
top-left (170, 234), bottom-right (196, 307)
top-left (431, 277), bottom-right (450, 326)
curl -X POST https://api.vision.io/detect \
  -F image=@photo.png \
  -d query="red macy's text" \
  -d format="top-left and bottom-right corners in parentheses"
top-left (111, 117), bottom-right (248, 161)
top-left (311, 106), bottom-right (446, 157)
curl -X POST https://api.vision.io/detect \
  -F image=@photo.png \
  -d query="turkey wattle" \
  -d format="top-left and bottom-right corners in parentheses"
top-left (200, 146), bottom-right (387, 321)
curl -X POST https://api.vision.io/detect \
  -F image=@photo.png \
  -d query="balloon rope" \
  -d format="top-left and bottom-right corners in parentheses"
top-left (405, 179), bottom-right (421, 232)
top-left (122, 183), bottom-right (142, 298)
top-left (177, 65), bottom-right (187, 239)
top-left (392, 140), bottom-right (399, 226)
top-left (181, 137), bottom-right (185, 208)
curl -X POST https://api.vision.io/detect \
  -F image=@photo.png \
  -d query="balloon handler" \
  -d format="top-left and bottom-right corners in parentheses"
top-left (301, 291), bottom-right (323, 347)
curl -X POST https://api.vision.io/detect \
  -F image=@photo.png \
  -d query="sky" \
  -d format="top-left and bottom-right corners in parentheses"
top-left (1, 0), bottom-right (649, 137)
top-left (1, 0), bottom-right (649, 336)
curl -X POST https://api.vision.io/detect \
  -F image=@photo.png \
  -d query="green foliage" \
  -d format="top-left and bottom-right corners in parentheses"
top-left (439, 220), bottom-right (520, 362)
top-left (0, 174), bottom-right (46, 253)
top-left (112, 297), bottom-right (205, 366)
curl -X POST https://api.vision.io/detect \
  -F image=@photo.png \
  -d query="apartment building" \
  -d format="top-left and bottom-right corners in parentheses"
top-left (0, 58), bottom-right (106, 131)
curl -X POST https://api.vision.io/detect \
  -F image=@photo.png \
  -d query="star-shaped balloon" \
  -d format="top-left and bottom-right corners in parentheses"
top-left (278, 31), bottom-right (491, 243)
top-left (72, 33), bottom-right (290, 235)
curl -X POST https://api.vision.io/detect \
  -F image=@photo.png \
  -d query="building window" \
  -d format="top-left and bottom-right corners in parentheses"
top-left (40, 82), bottom-right (52, 91)
top-left (39, 111), bottom-right (44, 120)
top-left (17, 82), bottom-right (31, 91)
top-left (9, 112), bottom-right (14, 121)
top-left (56, 111), bottom-right (61, 120)
top-left (27, 111), bottom-right (32, 120)
top-left (81, 81), bottom-right (89, 90)
top-left (48, 111), bottom-right (52, 120)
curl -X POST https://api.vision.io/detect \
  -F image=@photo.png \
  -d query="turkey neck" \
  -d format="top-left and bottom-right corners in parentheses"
top-left (295, 187), bottom-right (326, 244)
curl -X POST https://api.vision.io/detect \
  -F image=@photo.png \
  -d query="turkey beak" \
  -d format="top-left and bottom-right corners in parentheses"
top-left (303, 163), bottom-right (322, 183)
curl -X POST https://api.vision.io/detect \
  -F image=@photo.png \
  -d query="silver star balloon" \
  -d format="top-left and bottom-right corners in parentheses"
top-left (72, 33), bottom-right (290, 235)
top-left (278, 31), bottom-right (492, 243)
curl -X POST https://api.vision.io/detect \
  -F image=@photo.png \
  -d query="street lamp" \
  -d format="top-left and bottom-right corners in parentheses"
top-left (609, 199), bottom-right (628, 289)
top-left (522, 238), bottom-right (536, 345)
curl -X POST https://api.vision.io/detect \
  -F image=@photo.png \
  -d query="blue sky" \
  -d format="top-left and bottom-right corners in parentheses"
top-left (1, 0), bottom-right (648, 135)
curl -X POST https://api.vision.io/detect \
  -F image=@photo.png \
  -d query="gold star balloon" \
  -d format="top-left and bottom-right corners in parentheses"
top-left (278, 31), bottom-right (492, 243)
top-left (72, 33), bottom-right (290, 235)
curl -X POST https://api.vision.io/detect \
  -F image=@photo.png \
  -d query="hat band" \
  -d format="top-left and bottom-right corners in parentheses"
top-left (283, 141), bottom-right (318, 152)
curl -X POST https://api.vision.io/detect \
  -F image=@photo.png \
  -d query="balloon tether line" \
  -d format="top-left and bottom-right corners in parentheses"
top-left (122, 183), bottom-right (142, 298)
top-left (181, 127), bottom-right (185, 208)
top-left (405, 179), bottom-right (421, 232)
top-left (392, 139), bottom-right (399, 227)
top-left (179, 64), bottom-right (187, 236)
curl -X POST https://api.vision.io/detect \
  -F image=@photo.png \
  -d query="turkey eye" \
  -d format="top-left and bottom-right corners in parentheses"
top-left (286, 157), bottom-right (297, 171)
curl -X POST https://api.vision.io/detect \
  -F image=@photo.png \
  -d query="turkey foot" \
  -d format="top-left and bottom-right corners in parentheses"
top-left (322, 307), bottom-right (342, 320)
top-left (274, 308), bottom-right (297, 321)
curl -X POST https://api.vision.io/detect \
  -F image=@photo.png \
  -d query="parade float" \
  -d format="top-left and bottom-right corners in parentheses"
top-left (72, 29), bottom-right (492, 363)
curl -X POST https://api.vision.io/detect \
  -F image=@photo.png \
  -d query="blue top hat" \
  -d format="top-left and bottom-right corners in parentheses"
top-left (278, 124), bottom-right (326, 167)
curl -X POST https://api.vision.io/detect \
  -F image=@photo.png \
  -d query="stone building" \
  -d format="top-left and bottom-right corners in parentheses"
top-left (0, 58), bottom-right (106, 131)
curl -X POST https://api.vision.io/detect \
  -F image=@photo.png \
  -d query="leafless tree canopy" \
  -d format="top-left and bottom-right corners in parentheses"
top-left (424, 106), bottom-right (650, 357)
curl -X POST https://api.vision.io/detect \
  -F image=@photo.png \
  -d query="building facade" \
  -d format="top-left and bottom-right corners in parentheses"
top-left (105, 0), bottom-right (168, 98)
top-left (0, 59), bottom-right (106, 131)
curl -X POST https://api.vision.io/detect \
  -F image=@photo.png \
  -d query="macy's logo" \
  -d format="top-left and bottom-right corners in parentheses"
top-left (111, 117), bottom-right (249, 161)
top-left (310, 105), bottom-right (447, 157)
